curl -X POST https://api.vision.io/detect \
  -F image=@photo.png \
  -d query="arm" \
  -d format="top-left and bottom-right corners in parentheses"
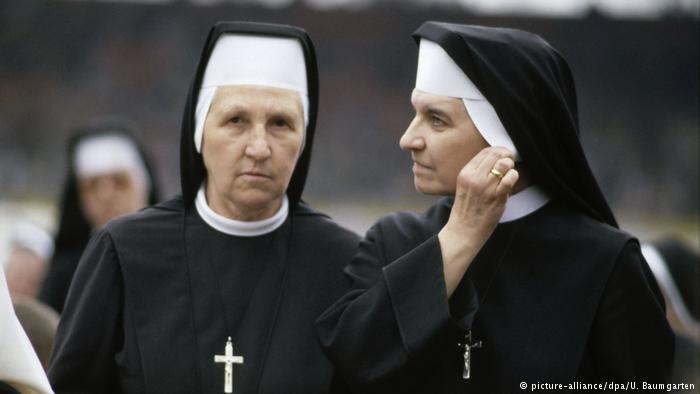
top-left (317, 147), bottom-right (518, 389)
top-left (317, 224), bottom-right (458, 388)
top-left (439, 147), bottom-right (518, 296)
top-left (48, 230), bottom-right (124, 393)
top-left (586, 241), bottom-right (674, 383)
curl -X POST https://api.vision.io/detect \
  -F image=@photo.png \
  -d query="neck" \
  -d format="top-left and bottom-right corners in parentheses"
top-left (205, 180), bottom-right (282, 221)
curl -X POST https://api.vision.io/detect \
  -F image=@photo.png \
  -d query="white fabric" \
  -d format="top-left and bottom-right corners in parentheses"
top-left (74, 134), bottom-right (150, 192)
top-left (416, 39), bottom-right (519, 158)
top-left (194, 34), bottom-right (309, 152)
top-left (0, 269), bottom-right (54, 394)
top-left (499, 185), bottom-right (550, 223)
top-left (10, 223), bottom-right (54, 261)
top-left (641, 244), bottom-right (700, 335)
top-left (195, 183), bottom-right (288, 237)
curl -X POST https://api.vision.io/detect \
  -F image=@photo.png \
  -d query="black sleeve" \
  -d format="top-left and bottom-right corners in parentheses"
top-left (587, 241), bottom-right (675, 383)
top-left (316, 223), bottom-right (477, 388)
top-left (39, 248), bottom-right (83, 314)
top-left (48, 230), bottom-right (124, 393)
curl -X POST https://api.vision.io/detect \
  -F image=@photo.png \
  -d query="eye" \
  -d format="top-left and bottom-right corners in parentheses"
top-left (229, 116), bottom-right (242, 124)
top-left (430, 115), bottom-right (447, 128)
top-left (269, 116), bottom-right (294, 131)
top-left (113, 173), bottom-right (130, 188)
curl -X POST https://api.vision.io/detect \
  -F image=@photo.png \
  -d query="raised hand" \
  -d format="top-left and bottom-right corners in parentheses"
top-left (438, 146), bottom-right (519, 296)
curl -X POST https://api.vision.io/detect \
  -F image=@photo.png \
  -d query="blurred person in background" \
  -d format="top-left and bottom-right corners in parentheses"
top-left (4, 222), bottom-right (53, 300)
top-left (642, 239), bottom-right (699, 388)
top-left (39, 121), bottom-right (160, 314)
top-left (4, 223), bottom-right (60, 372)
top-left (48, 22), bottom-right (358, 394)
top-left (318, 22), bottom-right (673, 393)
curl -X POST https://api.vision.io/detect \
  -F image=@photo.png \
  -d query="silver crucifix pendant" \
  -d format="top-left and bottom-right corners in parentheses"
top-left (458, 330), bottom-right (482, 380)
top-left (214, 337), bottom-right (244, 393)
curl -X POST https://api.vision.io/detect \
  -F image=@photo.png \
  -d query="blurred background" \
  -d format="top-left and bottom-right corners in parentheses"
top-left (0, 0), bottom-right (698, 254)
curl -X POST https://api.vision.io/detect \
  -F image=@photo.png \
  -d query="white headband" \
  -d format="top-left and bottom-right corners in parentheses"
top-left (194, 34), bottom-right (309, 153)
top-left (416, 39), bottom-right (519, 159)
top-left (74, 134), bottom-right (150, 193)
top-left (10, 223), bottom-right (54, 261)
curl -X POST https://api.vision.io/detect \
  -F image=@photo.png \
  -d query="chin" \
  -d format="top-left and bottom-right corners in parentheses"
top-left (414, 179), bottom-right (453, 196)
top-left (414, 179), bottom-right (438, 196)
top-left (232, 189), bottom-right (283, 210)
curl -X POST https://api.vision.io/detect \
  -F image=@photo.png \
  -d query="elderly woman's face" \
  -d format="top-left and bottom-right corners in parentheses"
top-left (78, 170), bottom-right (148, 229)
top-left (201, 85), bottom-right (304, 221)
top-left (400, 89), bottom-right (489, 196)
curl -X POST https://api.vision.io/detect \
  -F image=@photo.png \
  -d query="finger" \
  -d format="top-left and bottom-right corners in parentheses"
top-left (475, 147), bottom-right (515, 176)
top-left (495, 169), bottom-right (519, 197)
top-left (488, 157), bottom-right (515, 182)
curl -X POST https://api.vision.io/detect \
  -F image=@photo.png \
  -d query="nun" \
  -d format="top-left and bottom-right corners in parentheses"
top-left (39, 122), bottom-right (160, 314)
top-left (317, 22), bottom-right (674, 393)
top-left (48, 22), bottom-right (358, 394)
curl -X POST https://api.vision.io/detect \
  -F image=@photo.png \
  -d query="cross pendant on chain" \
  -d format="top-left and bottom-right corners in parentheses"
top-left (214, 337), bottom-right (244, 393)
top-left (457, 330), bottom-right (482, 380)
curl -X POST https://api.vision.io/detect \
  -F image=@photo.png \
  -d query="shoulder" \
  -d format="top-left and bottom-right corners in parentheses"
top-left (537, 202), bottom-right (634, 254)
top-left (292, 202), bottom-right (360, 246)
top-left (103, 196), bottom-right (185, 247)
top-left (369, 198), bottom-right (450, 246)
top-left (520, 202), bottom-right (639, 286)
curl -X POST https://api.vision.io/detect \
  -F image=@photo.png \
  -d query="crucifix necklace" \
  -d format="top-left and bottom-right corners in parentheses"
top-left (204, 218), bottom-right (294, 394)
top-left (451, 219), bottom-right (517, 381)
top-left (457, 330), bottom-right (482, 380)
top-left (214, 337), bottom-right (244, 393)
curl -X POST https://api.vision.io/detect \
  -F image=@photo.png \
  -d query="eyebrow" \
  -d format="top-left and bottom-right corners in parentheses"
top-left (269, 111), bottom-right (299, 124)
top-left (427, 106), bottom-right (452, 122)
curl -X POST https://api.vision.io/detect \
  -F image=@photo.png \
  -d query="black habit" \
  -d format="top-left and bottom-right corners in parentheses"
top-left (39, 122), bottom-right (160, 314)
top-left (317, 22), bottom-right (674, 393)
top-left (48, 22), bottom-right (359, 394)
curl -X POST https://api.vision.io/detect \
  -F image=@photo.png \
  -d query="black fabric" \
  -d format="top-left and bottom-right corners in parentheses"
top-left (48, 197), bottom-right (359, 393)
top-left (654, 238), bottom-right (700, 321)
top-left (413, 22), bottom-right (618, 227)
top-left (671, 333), bottom-right (700, 390)
top-left (39, 122), bottom-right (160, 313)
top-left (179, 21), bottom-right (319, 209)
top-left (317, 199), bottom-right (674, 393)
top-left (0, 382), bottom-right (20, 394)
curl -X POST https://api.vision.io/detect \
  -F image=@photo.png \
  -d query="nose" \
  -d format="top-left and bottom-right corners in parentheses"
top-left (95, 177), bottom-right (117, 202)
top-left (399, 117), bottom-right (426, 152)
top-left (245, 127), bottom-right (271, 161)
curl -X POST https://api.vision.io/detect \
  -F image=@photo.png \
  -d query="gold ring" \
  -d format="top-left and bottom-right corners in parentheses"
top-left (490, 168), bottom-right (504, 179)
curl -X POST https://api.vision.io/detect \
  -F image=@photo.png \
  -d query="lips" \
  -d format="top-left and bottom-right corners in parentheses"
top-left (240, 170), bottom-right (271, 180)
top-left (412, 161), bottom-right (432, 171)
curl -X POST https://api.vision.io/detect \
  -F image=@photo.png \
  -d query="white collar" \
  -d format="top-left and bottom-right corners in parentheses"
top-left (499, 185), bottom-right (550, 223)
top-left (195, 184), bottom-right (288, 237)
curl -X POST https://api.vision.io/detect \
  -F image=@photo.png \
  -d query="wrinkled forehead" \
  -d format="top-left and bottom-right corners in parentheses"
top-left (209, 85), bottom-right (303, 116)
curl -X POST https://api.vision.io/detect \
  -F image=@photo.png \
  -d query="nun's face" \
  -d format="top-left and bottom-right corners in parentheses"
top-left (202, 85), bottom-right (304, 221)
top-left (401, 89), bottom-right (489, 195)
top-left (78, 170), bottom-right (149, 229)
